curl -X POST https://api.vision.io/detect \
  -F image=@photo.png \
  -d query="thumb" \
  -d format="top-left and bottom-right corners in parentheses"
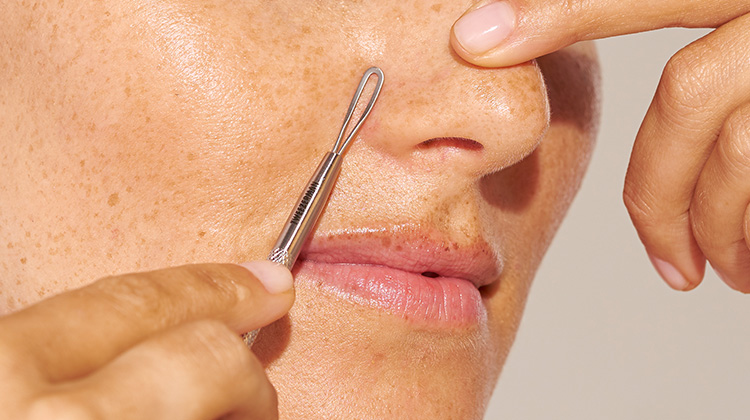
top-left (450, 0), bottom-right (749, 67)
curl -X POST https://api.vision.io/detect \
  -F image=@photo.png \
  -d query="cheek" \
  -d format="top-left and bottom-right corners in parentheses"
top-left (0, 1), bottom-right (334, 304)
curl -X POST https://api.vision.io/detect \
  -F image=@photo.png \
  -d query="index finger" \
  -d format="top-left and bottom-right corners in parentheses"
top-left (0, 262), bottom-right (293, 382)
top-left (450, 0), bottom-right (750, 67)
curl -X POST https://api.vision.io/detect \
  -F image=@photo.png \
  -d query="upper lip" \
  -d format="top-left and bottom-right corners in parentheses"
top-left (298, 225), bottom-right (502, 288)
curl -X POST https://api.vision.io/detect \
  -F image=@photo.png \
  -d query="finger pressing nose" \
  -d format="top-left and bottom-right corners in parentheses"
top-left (450, 0), bottom-right (749, 67)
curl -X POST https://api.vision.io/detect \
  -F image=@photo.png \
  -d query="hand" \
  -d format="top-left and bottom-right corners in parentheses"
top-left (0, 262), bottom-right (294, 419)
top-left (450, 0), bottom-right (750, 292)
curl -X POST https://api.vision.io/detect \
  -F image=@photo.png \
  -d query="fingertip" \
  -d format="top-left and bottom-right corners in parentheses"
top-left (450, 1), bottom-right (575, 68)
top-left (450, 1), bottom-right (528, 68)
top-left (224, 262), bottom-right (294, 336)
top-left (714, 269), bottom-right (750, 294)
top-left (714, 269), bottom-right (737, 289)
top-left (647, 254), bottom-right (704, 291)
top-left (452, 1), bottom-right (516, 56)
top-left (239, 261), bottom-right (294, 295)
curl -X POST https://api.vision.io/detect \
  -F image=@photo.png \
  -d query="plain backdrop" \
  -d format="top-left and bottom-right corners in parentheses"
top-left (485, 29), bottom-right (750, 419)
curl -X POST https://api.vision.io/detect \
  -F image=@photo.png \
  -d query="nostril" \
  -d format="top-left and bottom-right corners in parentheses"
top-left (417, 137), bottom-right (483, 151)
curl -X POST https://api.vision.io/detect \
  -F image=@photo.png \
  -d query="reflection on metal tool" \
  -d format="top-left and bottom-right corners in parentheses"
top-left (243, 67), bottom-right (384, 347)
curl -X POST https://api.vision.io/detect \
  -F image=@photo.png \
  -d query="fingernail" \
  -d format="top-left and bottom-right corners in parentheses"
top-left (648, 254), bottom-right (691, 291)
top-left (239, 261), bottom-right (293, 294)
top-left (453, 1), bottom-right (516, 55)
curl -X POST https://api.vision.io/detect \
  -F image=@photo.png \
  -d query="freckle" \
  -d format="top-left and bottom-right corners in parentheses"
top-left (108, 193), bottom-right (120, 206)
top-left (198, 231), bottom-right (206, 238)
top-left (20, 257), bottom-right (27, 264)
top-left (431, 4), bottom-right (442, 12)
top-left (372, 352), bottom-right (386, 363)
top-left (126, 186), bottom-right (133, 193)
top-left (124, 86), bottom-right (131, 97)
top-left (28, 145), bottom-right (34, 152)
top-left (6, 242), bottom-right (13, 249)
top-left (80, 159), bottom-right (85, 167)
top-left (381, 236), bottom-right (391, 247)
top-left (187, 152), bottom-right (196, 161)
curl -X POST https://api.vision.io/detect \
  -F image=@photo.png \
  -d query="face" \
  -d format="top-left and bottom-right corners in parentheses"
top-left (0, 0), bottom-right (600, 418)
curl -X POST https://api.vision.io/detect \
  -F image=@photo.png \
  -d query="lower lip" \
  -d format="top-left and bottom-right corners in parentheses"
top-left (295, 260), bottom-right (487, 327)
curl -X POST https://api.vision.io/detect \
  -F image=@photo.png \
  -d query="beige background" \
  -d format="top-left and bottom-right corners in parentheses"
top-left (486, 29), bottom-right (750, 419)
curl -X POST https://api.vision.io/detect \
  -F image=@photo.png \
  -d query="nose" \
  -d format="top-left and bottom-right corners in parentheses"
top-left (357, 61), bottom-right (551, 179)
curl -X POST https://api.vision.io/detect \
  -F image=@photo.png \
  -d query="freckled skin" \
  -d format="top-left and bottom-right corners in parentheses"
top-left (0, 1), bottom-right (600, 419)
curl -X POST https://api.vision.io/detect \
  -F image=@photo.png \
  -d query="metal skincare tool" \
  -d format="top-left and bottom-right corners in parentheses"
top-left (243, 67), bottom-right (384, 346)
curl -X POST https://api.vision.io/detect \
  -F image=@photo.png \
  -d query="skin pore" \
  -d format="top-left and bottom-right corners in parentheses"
top-left (0, 0), bottom-right (600, 418)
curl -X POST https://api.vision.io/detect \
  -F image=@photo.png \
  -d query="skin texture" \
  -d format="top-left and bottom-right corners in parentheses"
top-left (0, 0), bottom-right (600, 418)
top-left (451, 0), bottom-right (750, 291)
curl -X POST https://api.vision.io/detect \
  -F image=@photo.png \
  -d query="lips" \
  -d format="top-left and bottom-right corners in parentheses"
top-left (294, 225), bottom-right (502, 327)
